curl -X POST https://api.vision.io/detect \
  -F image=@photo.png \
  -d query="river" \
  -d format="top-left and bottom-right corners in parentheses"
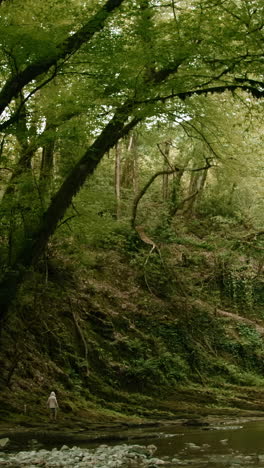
top-left (2, 417), bottom-right (264, 466)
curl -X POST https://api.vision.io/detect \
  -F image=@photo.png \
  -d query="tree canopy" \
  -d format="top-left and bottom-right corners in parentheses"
top-left (0, 0), bottom-right (264, 317)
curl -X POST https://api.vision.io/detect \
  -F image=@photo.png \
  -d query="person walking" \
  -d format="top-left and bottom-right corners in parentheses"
top-left (47, 391), bottom-right (59, 421)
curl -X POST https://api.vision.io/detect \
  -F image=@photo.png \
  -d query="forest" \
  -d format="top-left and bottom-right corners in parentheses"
top-left (0, 0), bottom-right (264, 423)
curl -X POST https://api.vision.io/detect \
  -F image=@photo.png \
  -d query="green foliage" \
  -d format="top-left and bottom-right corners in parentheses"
top-left (215, 254), bottom-right (260, 312)
top-left (125, 352), bottom-right (189, 389)
top-left (129, 249), bottom-right (176, 297)
top-left (208, 359), bottom-right (264, 386)
top-left (236, 323), bottom-right (262, 345)
top-left (254, 282), bottom-right (264, 308)
top-left (198, 192), bottom-right (241, 221)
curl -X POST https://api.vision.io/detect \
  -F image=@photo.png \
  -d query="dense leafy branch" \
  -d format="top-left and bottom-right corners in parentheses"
top-left (0, 67), bottom-right (59, 133)
top-left (0, 0), bottom-right (125, 118)
top-left (136, 82), bottom-right (264, 107)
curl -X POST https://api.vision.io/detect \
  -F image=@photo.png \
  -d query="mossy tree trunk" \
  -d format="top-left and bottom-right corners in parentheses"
top-left (121, 133), bottom-right (139, 195)
top-left (0, 101), bottom-right (141, 320)
top-left (115, 143), bottom-right (121, 219)
top-left (39, 118), bottom-right (56, 208)
top-left (183, 167), bottom-right (208, 216)
top-left (162, 142), bottom-right (170, 202)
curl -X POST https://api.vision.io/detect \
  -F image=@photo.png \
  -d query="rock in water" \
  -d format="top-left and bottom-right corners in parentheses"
top-left (0, 438), bottom-right (9, 448)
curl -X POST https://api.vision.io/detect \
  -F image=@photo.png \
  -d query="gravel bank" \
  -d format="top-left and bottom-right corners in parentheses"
top-left (0, 443), bottom-right (167, 467)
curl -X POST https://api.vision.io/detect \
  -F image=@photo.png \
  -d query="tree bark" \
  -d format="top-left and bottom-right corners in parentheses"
top-left (39, 118), bottom-right (56, 207)
top-left (183, 167), bottom-right (208, 216)
top-left (121, 133), bottom-right (138, 193)
top-left (169, 168), bottom-right (184, 218)
top-left (115, 143), bottom-right (121, 219)
top-left (40, 140), bottom-right (55, 196)
top-left (162, 142), bottom-right (170, 201)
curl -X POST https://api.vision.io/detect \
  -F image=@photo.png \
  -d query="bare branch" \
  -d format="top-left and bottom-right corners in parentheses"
top-left (57, 215), bottom-right (78, 230)
top-left (157, 143), bottom-right (174, 170)
top-left (170, 189), bottom-right (199, 218)
top-left (182, 121), bottom-right (220, 159)
top-left (131, 168), bottom-right (181, 228)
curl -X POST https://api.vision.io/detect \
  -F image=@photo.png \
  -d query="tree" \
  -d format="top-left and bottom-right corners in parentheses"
top-left (0, 0), bottom-right (264, 318)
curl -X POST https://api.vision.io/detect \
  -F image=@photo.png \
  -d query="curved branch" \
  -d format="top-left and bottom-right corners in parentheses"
top-left (132, 158), bottom-right (215, 226)
top-left (0, 50), bottom-right (188, 319)
top-left (170, 189), bottom-right (199, 218)
top-left (157, 142), bottom-right (174, 170)
top-left (136, 82), bottom-right (264, 106)
top-left (182, 121), bottom-right (220, 159)
top-left (131, 168), bottom-right (180, 229)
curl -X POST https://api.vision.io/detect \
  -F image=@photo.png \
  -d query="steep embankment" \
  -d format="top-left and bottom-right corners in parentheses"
top-left (1, 221), bottom-right (264, 425)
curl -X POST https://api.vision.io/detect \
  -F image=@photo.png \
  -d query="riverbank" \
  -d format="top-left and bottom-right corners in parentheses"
top-left (2, 416), bottom-right (264, 467)
top-left (1, 413), bottom-right (264, 451)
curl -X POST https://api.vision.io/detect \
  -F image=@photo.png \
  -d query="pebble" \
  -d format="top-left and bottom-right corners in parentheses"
top-left (0, 443), bottom-right (166, 467)
top-left (0, 439), bottom-right (9, 449)
top-left (1, 440), bottom-right (263, 467)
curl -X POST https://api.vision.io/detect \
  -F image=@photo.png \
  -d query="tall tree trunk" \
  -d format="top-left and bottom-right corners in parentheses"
top-left (122, 133), bottom-right (138, 194)
top-left (162, 141), bottom-right (170, 201)
top-left (40, 141), bottom-right (55, 196)
top-left (168, 168), bottom-right (184, 219)
top-left (39, 119), bottom-right (56, 207)
top-left (184, 167), bottom-right (208, 216)
top-left (2, 98), bottom-right (34, 199)
top-left (115, 143), bottom-right (121, 219)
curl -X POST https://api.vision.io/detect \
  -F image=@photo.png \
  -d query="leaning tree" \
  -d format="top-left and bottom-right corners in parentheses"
top-left (0, 0), bottom-right (263, 318)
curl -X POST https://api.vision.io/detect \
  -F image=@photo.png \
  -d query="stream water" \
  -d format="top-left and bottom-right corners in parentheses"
top-left (2, 418), bottom-right (264, 466)
top-left (142, 419), bottom-right (264, 466)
